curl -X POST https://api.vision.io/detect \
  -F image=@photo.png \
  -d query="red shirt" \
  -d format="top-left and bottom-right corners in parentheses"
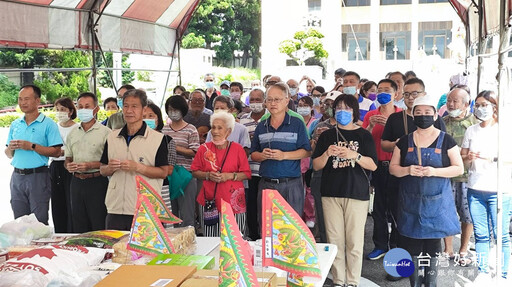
top-left (362, 106), bottom-right (402, 161)
top-left (191, 142), bottom-right (251, 213)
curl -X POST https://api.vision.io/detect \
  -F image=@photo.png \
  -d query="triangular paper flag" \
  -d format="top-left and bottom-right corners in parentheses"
top-left (136, 175), bottom-right (182, 224)
top-left (219, 199), bottom-right (258, 287)
top-left (127, 195), bottom-right (175, 256)
top-left (262, 189), bottom-right (321, 279)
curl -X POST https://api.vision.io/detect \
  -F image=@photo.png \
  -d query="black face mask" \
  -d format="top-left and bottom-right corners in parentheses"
top-left (413, 115), bottom-right (435, 129)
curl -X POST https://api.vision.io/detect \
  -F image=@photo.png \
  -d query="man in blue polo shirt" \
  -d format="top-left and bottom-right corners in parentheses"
top-left (5, 85), bottom-right (62, 224)
top-left (251, 82), bottom-right (311, 218)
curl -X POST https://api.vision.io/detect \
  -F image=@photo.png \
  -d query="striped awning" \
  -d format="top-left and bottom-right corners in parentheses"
top-left (0, 0), bottom-right (200, 56)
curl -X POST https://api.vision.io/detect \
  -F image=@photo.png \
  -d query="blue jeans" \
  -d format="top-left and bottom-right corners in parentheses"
top-left (468, 189), bottom-right (512, 277)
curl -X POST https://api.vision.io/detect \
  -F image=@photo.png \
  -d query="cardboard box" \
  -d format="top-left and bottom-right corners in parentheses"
top-left (189, 269), bottom-right (277, 287)
top-left (95, 265), bottom-right (196, 287)
top-left (148, 254), bottom-right (215, 270)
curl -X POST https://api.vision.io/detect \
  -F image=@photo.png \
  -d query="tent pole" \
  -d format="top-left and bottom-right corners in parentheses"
top-left (160, 31), bottom-right (180, 107)
top-left (476, 0), bottom-right (483, 94)
top-left (90, 10), bottom-right (97, 95)
top-left (94, 33), bottom-right (117, 94)
top-left (178, 39), bottom-right (182, 85)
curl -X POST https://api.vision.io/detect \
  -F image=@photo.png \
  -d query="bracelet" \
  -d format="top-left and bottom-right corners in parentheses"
top-left (205, 172), bottom-right (209, 181)
top-left (233, 172), bottom-right (238, 181)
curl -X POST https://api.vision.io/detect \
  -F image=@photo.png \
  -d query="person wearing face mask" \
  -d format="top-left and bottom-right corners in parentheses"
top-left (229, 82), bottom-right (244, 101)
top-left (286, 79), bottom-right (303, 107)
top-left (143, 103), bottom-right (177, 221)
top-left (191, 111), bottom-right (251, 236)
top-left (206, 96), bottom-right (250, 150)
top-left (101, 97), bottom-right (119, 126)
top-left (312, 93), bottom-right (377, 287)
top-left (50, 97), bottom-right (77, 233)
top-left (362, 79), bottom-right (403, 263)
top-left (389, 95), bottom-right (463, 287)
top-left (441, 87), bottom-right (478, 266)
top-left (461, 91), bottom-right (512, 282)
top-left (239, 88), bottom-right (266, 240)
top-left (204, 73), bottom-right (220, 110)
top-left (342, 71), bottom-right (376, 125)
top-left (65, 92), bottom-right (111, 232)
top-left (310, 86), bottom-right (325, 119)
top-left (297, 96), bottom-right (315, 228)
top-left (162, 96), bottom-right (200, 228)
top-left (360, 81), bottom-right (378, 102)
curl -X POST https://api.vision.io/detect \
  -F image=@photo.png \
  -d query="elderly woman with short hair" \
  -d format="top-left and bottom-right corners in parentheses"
top-left (191, 111), bottom-right (251, 236)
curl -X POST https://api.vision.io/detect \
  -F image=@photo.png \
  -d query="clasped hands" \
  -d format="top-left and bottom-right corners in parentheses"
top-left (8, 140), bottom-right (32, 151)
top-left (107, 159), bottom-right (142, 173)
top-left (326, 145), bottom-right (357, 159)
top-left (409, 165), bottom-right (436, 177)
top-left (262, 148), bottom-right (285, 161)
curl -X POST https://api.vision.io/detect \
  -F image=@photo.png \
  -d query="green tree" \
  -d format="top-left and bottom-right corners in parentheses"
top-left (181, 33), bottom-right (206, 49)
top-left (185, 0), bottom-right (261, 68)
top-left (278, 28), bottom-right (329, 66)
top-left (96, 52), bottom-right (135, 88)
top-left (0, 74), bottom-right (20, 108)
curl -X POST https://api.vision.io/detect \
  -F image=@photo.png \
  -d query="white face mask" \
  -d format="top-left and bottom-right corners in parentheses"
top-left (168, 110), bottom-right (182, 121)
top-left (289, 88), bottom-right (298, 96)
top-left (474, 105), bottom-right (494, 121)
top-left (56, 111), bottom-right (70, 123)
top-left (447, 108), bottom-right (463, 118)
top-left (77, 109), bottom-right (94, 123)
top-left (250, 103), bottom-right (264, 113)
top-left (297, 106), bottom-right (311, 116)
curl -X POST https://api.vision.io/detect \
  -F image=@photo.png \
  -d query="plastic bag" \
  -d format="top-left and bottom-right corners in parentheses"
top-left (0, 214), bottom-right (53, 246)
top-left (0, 270), bottom-right (48, 287)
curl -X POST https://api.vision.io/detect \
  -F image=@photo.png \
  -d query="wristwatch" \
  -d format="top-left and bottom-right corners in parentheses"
top-left (355, 153), bottom-right (362, 162)
top-left (31, 143), bottom-right (36, 150)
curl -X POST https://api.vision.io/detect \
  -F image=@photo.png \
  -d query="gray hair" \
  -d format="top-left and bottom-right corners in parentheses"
top-left (204, 73), bottom-right (215, 80)
top-left (250, 87), bottom-right (266, 100)
top-left (123, 89), bottom-right (148, 107)
top-left (210, 111), bottom-right (235, 131)
top-left (447, 87), bottom-right (470, 105)
top-left (265, 81), bottom-right (289, 99)
top-left (212, 95), bottom-right (234, 109)
top-left (191, 89), bottom-right (206, 102)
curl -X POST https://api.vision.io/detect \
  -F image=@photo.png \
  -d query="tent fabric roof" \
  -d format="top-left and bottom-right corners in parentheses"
top-left (449, 0), bottom-right (511, 44)
top-left (0, 0), bottom-right (200, 56)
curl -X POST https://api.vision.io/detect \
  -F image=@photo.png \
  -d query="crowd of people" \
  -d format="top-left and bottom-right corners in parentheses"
top-left (4, 68), bottom-right (511, 287)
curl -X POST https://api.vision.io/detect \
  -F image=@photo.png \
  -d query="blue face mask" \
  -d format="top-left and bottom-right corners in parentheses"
top-left (343, 86), bottom-right (357, 95)
top-left (205, 82), bottom-right (215, 89)
top-left (377, 93), bottom-right (392, 105)
top-left (312, 97), bottom-right (320, 106)
top-left (143, 119), bottom-right (156, 129)
top-left (77, 109), bottom-right (94, 123)
top-left (117, 98), bottom-right (123, 109)
top-left (144, 119), bottom-right (156, 130)
top-left (335, 110), bottom-right (353, 126)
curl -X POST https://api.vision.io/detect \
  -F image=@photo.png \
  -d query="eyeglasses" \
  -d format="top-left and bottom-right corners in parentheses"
top-left (403, 91), bottom-right (424, 98)
top-left (265, 98), bottom-right (286, 104)
top-left (321, 102), bottom-right (332, 107)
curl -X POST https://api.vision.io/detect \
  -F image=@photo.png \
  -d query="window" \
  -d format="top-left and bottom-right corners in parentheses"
top-left (344, 0), bottom-right (371, 6)
top-left (419, 0), bottom-right (448, 3)
top-left (418, 21), bottom-right (452, 58)
top-left (380, 23), bottom-right (411, 60)
top-left (308, 0), bottom-right (321, 12)
top-left (342, 24), bottom-right (370, 61)
top-left (380, 0), bottom-right (412, 4)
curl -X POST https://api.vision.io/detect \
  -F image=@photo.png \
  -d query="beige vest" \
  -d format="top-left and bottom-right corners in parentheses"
top-left (105, 127), bottom-right (164, 215)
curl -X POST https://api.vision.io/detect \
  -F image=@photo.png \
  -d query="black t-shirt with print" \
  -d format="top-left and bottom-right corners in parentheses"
top-left (312, 127), bottom-right (378, 200)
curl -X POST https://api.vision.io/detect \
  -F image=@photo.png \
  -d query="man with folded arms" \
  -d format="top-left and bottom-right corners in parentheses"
top-left (65, 92), bottom-right (111, 232)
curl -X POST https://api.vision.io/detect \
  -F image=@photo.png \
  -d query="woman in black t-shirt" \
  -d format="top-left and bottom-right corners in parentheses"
top-left (312, 94), bottom-right (377, 287)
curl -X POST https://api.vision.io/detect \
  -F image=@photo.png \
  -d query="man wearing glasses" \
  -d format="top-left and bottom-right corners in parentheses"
top-left (184, 89), bottom-right (211, 144)
top-left (379, 77), bottom-right (446, 281)
top-left (251, 82), bottom-right (312, 222)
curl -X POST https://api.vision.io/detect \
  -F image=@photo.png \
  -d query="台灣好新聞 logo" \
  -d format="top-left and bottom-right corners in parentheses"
top-left (383, 248), bottom-right (414, 278)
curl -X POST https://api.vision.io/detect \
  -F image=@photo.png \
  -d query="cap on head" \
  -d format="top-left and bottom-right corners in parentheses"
top-left (412, 95), bottom-right (437, 113)
top-left (325, 91), bottom-right (342, 102)
top-left (220, 80), bottom-right (231, 88)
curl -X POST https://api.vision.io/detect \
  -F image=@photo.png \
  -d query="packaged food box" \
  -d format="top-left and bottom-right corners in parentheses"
top-left (95, 265), bottom-right (196, 287)
top-left (147, 254), bottom-right (215, 270)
